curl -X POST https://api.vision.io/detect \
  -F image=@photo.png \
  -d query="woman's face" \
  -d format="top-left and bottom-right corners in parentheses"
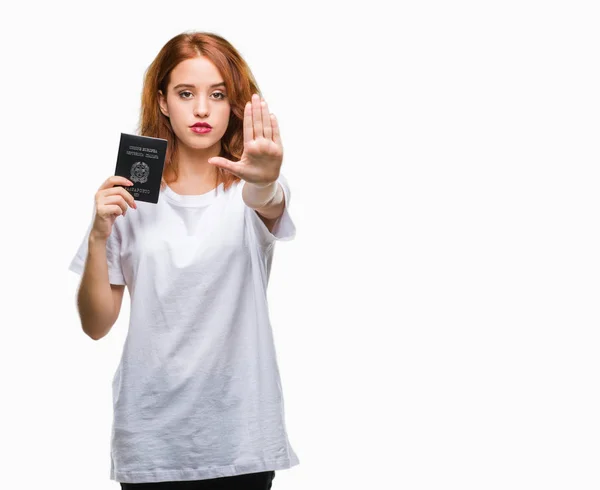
top-left (158, 56), bottom-right (231, 151)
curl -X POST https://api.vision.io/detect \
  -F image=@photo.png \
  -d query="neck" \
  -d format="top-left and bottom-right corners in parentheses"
top-left (173, 141), bottom-right (221, 185)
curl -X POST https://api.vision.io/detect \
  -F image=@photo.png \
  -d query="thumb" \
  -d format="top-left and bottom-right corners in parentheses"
top-left (208, 157), bottom-right (239, 174)
top-left (208, 156), bottom-right (230, 167)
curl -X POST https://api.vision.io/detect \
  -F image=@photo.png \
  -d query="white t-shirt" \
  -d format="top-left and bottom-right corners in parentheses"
top-left (68, 174), bottom-right (299, 484)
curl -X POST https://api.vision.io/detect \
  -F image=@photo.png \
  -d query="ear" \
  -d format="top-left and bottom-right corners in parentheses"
top-left (158, 90), bottom-right (169, 118)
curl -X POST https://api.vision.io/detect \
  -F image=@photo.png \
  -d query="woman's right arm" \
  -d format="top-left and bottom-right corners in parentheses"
top-left (76, 233), bottom-right (125, 340)
top-left (75, 175), bottom-right (136, 340)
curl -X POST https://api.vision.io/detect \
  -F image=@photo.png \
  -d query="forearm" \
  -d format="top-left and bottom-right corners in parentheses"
top-left (242, 181), bottom-right (285, 219)
top-left (77, 235), bottom-right (118, 340)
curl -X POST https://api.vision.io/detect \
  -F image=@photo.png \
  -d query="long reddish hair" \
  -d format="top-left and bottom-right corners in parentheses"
top-left (136, 31), bottom-right (262, 193)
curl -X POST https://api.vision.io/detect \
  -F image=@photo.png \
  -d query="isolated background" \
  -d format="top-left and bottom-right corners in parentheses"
top-left (1, 1), bottom-right (599, 489)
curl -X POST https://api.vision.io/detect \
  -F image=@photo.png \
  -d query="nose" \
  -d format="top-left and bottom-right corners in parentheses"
top-left (194, 95), bottom-right (210, 117)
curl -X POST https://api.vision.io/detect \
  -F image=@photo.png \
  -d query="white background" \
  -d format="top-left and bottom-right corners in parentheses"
top-left (1, 1), bottom-right (599, 489)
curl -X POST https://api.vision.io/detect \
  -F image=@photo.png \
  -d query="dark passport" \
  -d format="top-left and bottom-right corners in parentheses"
top-left (114, 133), bottom-right (168, 204)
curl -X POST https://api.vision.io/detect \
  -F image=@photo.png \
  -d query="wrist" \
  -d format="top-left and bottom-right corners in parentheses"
top-left (243, 180), bottom-right (279, 208)
top-left (246, 180), bottom-right (277, 189)
top-left (89, 232), bottom-right (108, 247)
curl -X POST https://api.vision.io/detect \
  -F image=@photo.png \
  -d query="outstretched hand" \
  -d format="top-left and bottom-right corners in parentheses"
top-left (207, 94), bottom-right (282, 186)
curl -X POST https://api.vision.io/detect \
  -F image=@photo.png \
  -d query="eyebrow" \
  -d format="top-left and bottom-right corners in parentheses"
top-left (173, 82), bottom-right (226, 90)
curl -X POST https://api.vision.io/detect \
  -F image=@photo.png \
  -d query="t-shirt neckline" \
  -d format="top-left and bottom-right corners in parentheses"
top-left (162, 182), bottom-right (225, 207)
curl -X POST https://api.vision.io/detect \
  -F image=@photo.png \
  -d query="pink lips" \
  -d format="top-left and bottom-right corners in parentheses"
top-left (191, 126), bottom-right (212, 134)
top-left (191, 122), bottom-right (212, 134)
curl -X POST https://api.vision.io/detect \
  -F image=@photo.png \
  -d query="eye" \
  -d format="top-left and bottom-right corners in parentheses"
top-left (178, 91), bottom-right (226, 100)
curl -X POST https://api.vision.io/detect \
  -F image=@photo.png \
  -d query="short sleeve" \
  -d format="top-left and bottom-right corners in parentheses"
top-left (244, 173), bottom-right (297, 248)
top-left (68, 201), bottom-right (126, 286)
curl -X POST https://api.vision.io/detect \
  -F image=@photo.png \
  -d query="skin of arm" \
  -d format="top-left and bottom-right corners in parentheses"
top-left (242, 180), bottom-right (286, 233)
top-left (76, 234), bottom-right (122, 340)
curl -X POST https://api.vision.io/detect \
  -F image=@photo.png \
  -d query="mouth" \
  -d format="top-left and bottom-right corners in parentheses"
top-left (191, 123), bottom-right (212, 129)
top-left (190, 126), bottom-right (212, 134)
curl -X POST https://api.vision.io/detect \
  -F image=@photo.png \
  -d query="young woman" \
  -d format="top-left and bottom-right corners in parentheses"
top-left (68, 31), bottom-right (299, 489)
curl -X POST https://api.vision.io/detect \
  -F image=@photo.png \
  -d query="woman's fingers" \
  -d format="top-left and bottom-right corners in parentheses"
top-left (252, 93), bottom-right (263, 139)
top-left (243, 101), bottom-right (253, 145)
top-left (102, 194), bottom-right (131, 217)
top-left (260, 97), bottom-right (272, 141)
top-left (99, 175), bottom-right (133, 191)
top-left (270, 113), bottom-right (281, 146)
top-left (100, 184), bottom-right (137, 210)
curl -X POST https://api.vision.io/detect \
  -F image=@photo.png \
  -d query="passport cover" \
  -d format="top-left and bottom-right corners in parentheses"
top-left (113, 133), bottom-right (168, 204)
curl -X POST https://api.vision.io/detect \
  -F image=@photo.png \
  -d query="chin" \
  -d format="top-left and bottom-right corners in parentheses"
top-left (189, 138), bottom-right (220, 152)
